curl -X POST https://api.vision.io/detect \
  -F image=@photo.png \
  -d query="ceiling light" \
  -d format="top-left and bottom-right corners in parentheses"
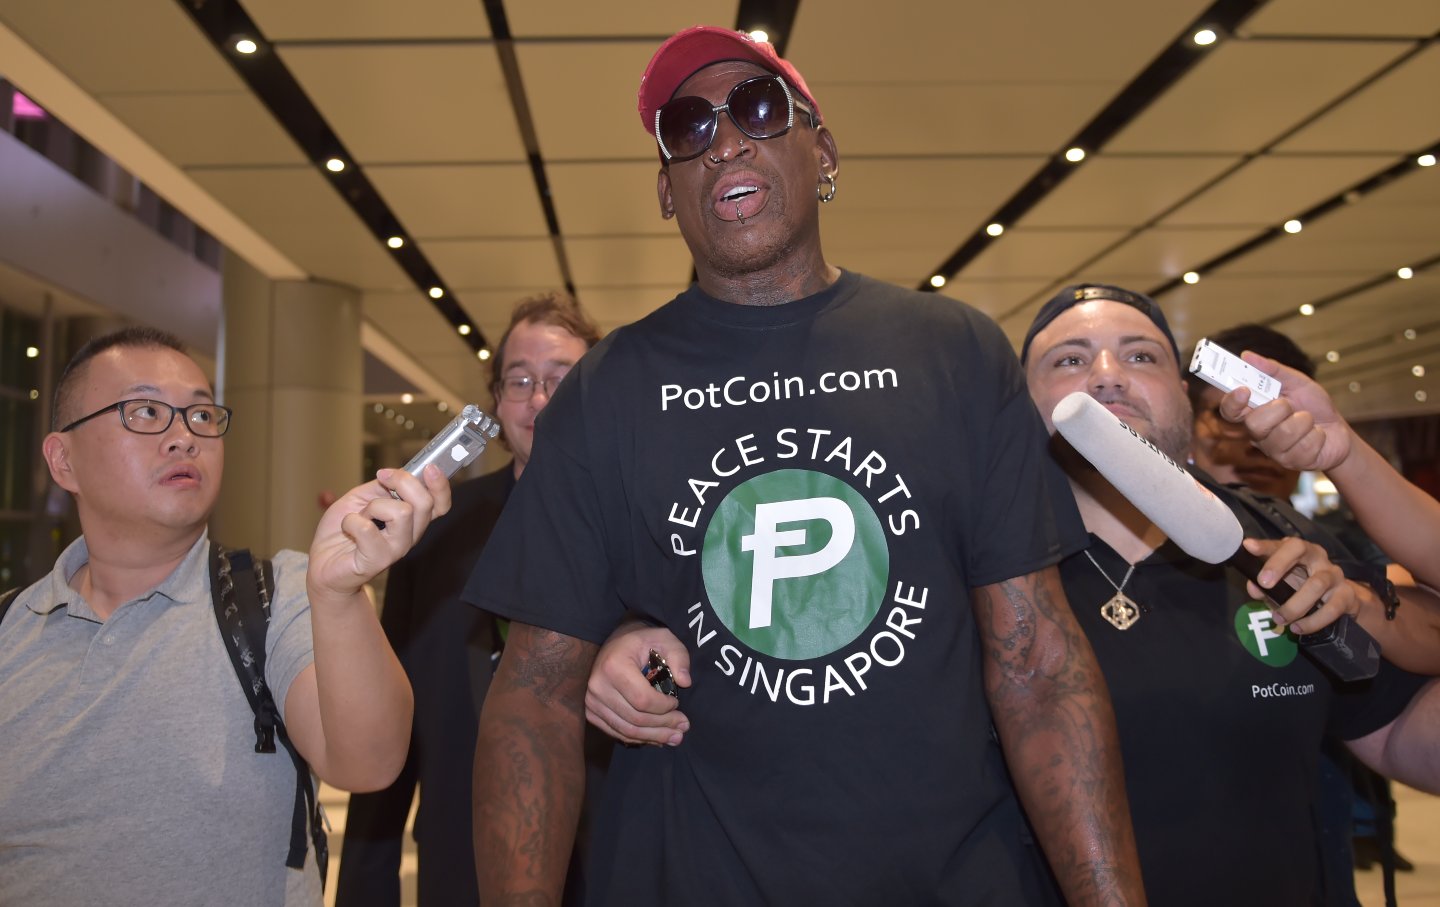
top-left (428, 287), bottom-right (444, 299)
top-left (393, 412), bottom-right (406, 424)
top-left (1418, 390), bottom-right (1429, 403)
top-left (1397, 267), bottom-right (1414, 279)
top-left (325, 157), bottom-right (346, 173)
top-left (234, 38), bottom-right (258, 55)
top-left (405, 419), bottom-right (415, 430)
top-left (437, 401), bottom-right (449, 412)
top-left (373, 402), bottom-right (384, 413)
top-left (386, 236), bottom-right (404, 249)
top-left (384, 408), bottom-right (395, 418)
top-left (1283, 219), bottom-right (1303, 234)
top-left (1419, 154), bottom-right (1437, 168)
top-left (478, 348), bottom-right (492, 361)
top-left (1182, 271), bottom-right (1200, 285)
top-left (746, 28), bottom-right (770, 44)
top-left (1193, 29), bottom-right (1218, 46)
top-left (985, 223), bottom-right (1004, 237)
top-left (458, 324), bottom-right (471, 336)
top-left (1325, 351), bottom-right (1339, 363)
top-left (1413, 365), bottom-right (1426, 377)
top-left (1405, 328), bottom-right (1418, 340)
top-left (1299, 303), bottom-right (1315, 316)
top-left (28, 389), bottom-right (38, 400)
top-left (930, 275), bottom-right (946, 288)
top-left (401, 393), bottom-right (414, 404)
top-left (25, 346), bottom-right (39, 358)
top-left (1349, 382), bottom-right (1362, 393)
top-left (1064, 147), bottom-right (1086, 163)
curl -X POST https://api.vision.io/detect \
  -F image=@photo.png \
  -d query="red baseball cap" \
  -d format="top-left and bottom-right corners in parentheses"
top-left (637, 26), bottom-right (823, 135)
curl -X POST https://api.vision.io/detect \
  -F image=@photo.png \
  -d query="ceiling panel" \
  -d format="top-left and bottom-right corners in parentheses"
top-left (192, 167), bottom-right (413, 291)
top-left (1217, 194), bottom-right (1440, 277)
top-left (963, 229), bottom-right (1129, 280)
top-left (279, 43), bottom-right (523, 163)
top-left (1275, 46), bottom-right (1440, 154)
top-left (1083, 227), bottom-right (1259, 281)
top-left (506, 1), bottom-right (725, 38)
top-left (1282, 275), bottom-right (1440, 352)
top-left (548, 161), bottom-right (674, 236)
top-left (1107, 40), bottom-right (1407, 153)
top-left (1161, 153), bottom-right (1397, 226)
top-left (243, 0), bottom-right (490, 42)
top-left (519, 41), bottom-right (662, 162)
top-left (817, 83), bottom-right (1116, 156)
top-left (938, 278), bottom-right (1055, 323)
top-left (791, 0), bottom-right (1208, 83)
top-left (1244, 0), bottom-right (1440, 37)
top-left (564, 236), bottom-right (692, 286)
top-left (0, 0), bottom-right (239, 95)
top-left (1022, 155), bottom-right (1241, 228)
top-left (423, 237), bottom-right (563, 289)
top-left (1159, 274), bottom-right (1376, 340)
top-left (368, 163), bottom-right (549, 239)
top-left (102, 91), bottom-right (307, 167)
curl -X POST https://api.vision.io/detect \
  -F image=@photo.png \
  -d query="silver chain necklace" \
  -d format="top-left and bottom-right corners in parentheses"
top-left (1084, 550), bottom-right (1141, 630)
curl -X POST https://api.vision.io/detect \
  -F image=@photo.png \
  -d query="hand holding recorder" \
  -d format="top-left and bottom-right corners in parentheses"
top-left (1051, 391), bottom-right (1380, 680)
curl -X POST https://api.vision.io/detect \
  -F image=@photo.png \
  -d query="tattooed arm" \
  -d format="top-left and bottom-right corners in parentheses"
top-left (971, 566), bottom-right (1147, 907)
top-left (473, 622), bottom-right (599, 906)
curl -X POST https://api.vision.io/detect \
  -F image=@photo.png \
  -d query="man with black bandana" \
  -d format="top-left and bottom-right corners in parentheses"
top-left (594, 281), bottom-right (1440, 905)
top-left (466, 25), bottom-right (1145, 907)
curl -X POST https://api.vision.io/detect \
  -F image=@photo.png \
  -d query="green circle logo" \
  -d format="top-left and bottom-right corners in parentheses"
top-left (702, 469), bottom-right (889, 660)
top-left (1233, 602), bottom-right (1298, 667)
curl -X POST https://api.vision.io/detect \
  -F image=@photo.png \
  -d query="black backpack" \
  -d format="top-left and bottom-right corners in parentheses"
top-left (0, 541), bottom-right (327, 886)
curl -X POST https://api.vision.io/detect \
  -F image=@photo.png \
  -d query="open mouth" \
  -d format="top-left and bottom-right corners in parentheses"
top-left (721, 185), bottom-right (759, 203)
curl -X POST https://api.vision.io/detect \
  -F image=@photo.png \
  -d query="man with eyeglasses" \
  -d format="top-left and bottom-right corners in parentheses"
top-left (466, 26), bottom-right (1143, 907)
top-left (337, 292), bottom-right (602, 907)
top-left (0, 326), bottom-right (449, 906)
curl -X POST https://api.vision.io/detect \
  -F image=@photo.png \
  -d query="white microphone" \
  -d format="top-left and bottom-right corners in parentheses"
top-left (1050, 392), bottom-right (1241, 563)
top-left (1050, 391), bottom-right (1379, 680)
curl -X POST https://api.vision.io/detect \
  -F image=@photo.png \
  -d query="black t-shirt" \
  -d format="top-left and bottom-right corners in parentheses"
top-left (1063, 479), bottom-right (1426, 907)
top-left (465, 271), bottom-right (1088, 905)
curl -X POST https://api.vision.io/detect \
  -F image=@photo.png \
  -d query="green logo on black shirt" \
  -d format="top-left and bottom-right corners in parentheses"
top-left (702, 469), bottom-right (889, 660)
top-left (1234, 602), bottom-right (1298, 667)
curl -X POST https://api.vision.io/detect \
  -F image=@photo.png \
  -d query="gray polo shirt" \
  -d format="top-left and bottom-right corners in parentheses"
top-left (0, 531), bottom-right (321, 906)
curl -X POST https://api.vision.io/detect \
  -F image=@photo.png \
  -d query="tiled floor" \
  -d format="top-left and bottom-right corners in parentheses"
top-left (321, 783), bottom-right (1440, 906)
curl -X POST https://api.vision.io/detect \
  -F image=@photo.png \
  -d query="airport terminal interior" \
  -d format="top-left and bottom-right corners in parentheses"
top-left (0, 0), bottom-right (1437, 903)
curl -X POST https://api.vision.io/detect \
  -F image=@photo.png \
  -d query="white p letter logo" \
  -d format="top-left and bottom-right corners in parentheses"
top-left (1247, 609), bottom-right (1282, 657)
top-left (740, 497), bottom-right (855, 630)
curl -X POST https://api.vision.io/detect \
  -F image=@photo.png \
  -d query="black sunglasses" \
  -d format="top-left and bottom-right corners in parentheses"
top-left (654, 74), bottom-right (815, 163)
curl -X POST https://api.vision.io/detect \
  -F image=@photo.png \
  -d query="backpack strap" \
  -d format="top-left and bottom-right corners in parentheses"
top-left (209, 541), bottom-right (329, 886)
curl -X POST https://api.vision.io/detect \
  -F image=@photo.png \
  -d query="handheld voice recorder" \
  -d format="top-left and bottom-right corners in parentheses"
top-left (1189, 338), bottom-right (1282, 407)
top-left (401, 404), bottom-right (500, 481)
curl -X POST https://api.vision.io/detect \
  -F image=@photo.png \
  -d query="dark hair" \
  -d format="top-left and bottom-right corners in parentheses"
top-left (1187, 323), bottom-right (1316, 409)
top-left (489, 291), bottom-right (601, 402)
top-left (52, 326), bottom-right (188, 430)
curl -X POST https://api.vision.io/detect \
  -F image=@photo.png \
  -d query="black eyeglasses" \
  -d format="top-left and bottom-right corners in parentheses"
top-left (60, 399), bottom-right (233, 437)
top-left (497, 375), bottom-right (567, 403)
top-left (654, 75), bottom-right (815, 163)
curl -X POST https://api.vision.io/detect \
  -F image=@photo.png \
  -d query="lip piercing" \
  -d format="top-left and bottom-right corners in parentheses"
top-left (736, 203), bottom-right (745, 224)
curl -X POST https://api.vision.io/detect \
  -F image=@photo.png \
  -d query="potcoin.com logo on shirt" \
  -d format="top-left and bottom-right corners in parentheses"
top-left (1233, 602), bottom-right (1298, 667)
top-left (702, 469), bottom-right (889, 660)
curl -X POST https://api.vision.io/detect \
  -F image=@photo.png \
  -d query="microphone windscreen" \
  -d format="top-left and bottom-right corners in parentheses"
top-left (1051, 392), bottom-right (1243, 564)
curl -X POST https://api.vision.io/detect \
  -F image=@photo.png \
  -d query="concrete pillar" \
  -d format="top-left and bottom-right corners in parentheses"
top-left (212, 256), bottom-right (363, 555)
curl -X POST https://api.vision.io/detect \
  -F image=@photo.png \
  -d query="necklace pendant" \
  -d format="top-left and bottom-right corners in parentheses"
top-left (1100, 592), bottom-right (1141, 630)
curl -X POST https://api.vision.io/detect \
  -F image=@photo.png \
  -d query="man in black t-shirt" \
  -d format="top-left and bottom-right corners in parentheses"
top-left (465, 25), bottom-right (1145, 907)
top-left (594, 283), bottom-right (1440, 905)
